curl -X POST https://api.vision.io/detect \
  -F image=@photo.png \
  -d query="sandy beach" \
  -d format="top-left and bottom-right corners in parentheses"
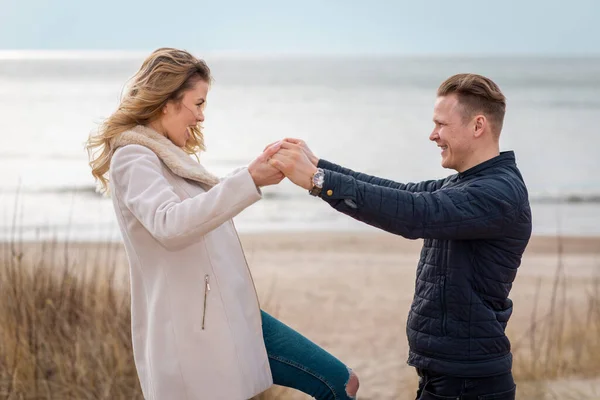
top-left (242, 233), bottom-right (600, 399)
top-left (2, 233), bottom-right (599, 399)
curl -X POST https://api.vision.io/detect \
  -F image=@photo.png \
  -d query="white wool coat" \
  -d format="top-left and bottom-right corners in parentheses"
top-left (108, 125), bottom-right (272, 400)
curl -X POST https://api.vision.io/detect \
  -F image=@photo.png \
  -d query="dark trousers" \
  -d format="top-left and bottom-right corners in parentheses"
top-left (415, 368), bottom-right (516, 400)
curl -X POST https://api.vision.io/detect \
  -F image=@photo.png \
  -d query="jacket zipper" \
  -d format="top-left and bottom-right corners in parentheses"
top-left (441, 275), bottom-right (447, 336)
top-left (202, 274), bottom-right (210, 330)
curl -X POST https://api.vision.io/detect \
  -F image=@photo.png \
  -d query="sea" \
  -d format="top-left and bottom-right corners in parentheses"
top-left (1, 52), bottom-right (599, 241)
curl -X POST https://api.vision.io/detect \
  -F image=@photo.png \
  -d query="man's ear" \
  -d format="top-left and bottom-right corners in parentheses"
top-left (473, 115), bottom-right (486, 138)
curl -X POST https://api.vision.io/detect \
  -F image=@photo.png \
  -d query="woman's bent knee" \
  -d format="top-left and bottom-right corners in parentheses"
top-left (345, 369), bottom-right (359, 398)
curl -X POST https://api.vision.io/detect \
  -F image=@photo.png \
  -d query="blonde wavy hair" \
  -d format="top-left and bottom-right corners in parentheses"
top-left (85, 47), bottom-right (212, 194)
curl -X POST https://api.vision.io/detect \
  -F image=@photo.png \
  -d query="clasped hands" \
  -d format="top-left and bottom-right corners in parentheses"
top-left (248, 138), bottom-right (319, 190)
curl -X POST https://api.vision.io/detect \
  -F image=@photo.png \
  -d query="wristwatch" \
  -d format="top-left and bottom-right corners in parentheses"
top-left (308, 168), bottom-right (325, 197)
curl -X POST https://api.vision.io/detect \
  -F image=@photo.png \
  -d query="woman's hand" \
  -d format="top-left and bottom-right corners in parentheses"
top-left (248, 142), bottom-right (285, 187)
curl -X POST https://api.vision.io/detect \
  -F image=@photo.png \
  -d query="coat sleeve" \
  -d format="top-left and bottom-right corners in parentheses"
top-left (319, 169), bottom-right (523, 240)
top-left (110, 145), bottom-right (261, 250)
top-left (317, 159), bottom-right (445, 192)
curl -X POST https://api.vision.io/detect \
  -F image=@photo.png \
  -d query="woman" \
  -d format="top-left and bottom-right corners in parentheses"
top-left (86, 48), bottom-right (359, 400)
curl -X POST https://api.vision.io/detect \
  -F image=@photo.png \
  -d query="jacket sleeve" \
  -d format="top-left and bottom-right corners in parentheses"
top-left (110, 145), bottom-right (261, 250)
top-left (317, 159), bottom-right (444, 192)
top-left (320, 169), bottom-right (522, 240)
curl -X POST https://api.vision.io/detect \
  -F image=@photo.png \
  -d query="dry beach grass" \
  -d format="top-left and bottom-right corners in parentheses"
top-left (0, 233), bottom-right (599, 399)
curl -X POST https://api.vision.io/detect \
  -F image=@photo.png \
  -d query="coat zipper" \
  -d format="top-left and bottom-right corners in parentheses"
top-left (202, 274), bottom-right (210, 330)
top-left (441, 275), bottom-right (447, 336)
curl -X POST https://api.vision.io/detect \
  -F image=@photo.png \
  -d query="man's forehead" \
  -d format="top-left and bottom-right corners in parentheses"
top-left (433, 98), bottom-right (447, 117)
top-left (435, 94), bottom-right (458, 107)
top-left (435, 95), bottom-right (464, 116)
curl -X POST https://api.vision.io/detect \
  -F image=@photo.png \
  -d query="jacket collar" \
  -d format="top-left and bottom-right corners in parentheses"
top-left (114, 125), bottom-right (220, 188)
top-left (458, 151), bottom-right (516, 178)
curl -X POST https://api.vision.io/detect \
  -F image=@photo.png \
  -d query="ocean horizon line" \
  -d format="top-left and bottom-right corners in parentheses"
top-left (1, 49), bottom-right (599, 60)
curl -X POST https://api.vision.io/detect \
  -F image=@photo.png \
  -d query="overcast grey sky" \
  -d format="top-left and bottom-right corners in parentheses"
top-left (1, 0), bottom-right (598, 55)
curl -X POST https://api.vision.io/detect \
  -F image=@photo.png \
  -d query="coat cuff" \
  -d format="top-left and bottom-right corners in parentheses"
top-left (317, 159), bottom-right (337, 171)
top-left (231, 167), bottom-right (262, 201)
top-left (319, 170), bottom-right (359, 211)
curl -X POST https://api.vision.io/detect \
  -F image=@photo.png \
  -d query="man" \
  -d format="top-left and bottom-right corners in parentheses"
top-left (269, 73), bottom-right (532, 400)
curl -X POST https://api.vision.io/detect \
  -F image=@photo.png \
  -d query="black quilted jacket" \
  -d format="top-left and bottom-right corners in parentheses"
top-left (317, 151), bottom-right (532, 377)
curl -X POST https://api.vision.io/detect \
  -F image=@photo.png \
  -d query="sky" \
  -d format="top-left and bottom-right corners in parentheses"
top-left (1, 0), bottom-right (599, 55)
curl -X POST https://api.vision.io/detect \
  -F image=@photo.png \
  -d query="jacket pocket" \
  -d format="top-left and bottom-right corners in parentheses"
top-left (202, 274), bottom-right (211, 330)
top-left (440, 275), bottom-right (447, 336)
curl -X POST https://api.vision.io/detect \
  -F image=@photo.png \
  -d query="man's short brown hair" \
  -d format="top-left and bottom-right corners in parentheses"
top-left (438, 73), bottom-right (506, 136)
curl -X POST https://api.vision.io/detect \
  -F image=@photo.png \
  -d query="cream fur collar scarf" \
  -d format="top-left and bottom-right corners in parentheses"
top-left (114, 125), bottom-right (220, 188)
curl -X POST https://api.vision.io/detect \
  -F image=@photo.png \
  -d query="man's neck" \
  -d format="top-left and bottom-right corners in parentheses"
top-left (457, 146), bottom-right (500, 173)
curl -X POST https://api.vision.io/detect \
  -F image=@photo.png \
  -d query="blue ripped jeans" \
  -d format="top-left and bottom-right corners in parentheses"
top-left (261, 310), bottom-right (358, 400)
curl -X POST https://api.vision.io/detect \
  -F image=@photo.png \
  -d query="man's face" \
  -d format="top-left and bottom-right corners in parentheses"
top-left (430, 94), bottom-right (475, 172)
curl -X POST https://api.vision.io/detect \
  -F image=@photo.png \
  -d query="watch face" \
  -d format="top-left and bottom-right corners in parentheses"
top-left (313, 171), bottom-right (325, 186)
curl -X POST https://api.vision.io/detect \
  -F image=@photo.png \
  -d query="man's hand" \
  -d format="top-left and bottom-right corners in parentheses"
top-left (264, 138), bottom-right (319, 167)
top-left (248, 142), bottom-right (285, 187)
top-left (269, 142), bottom-right (317, 190)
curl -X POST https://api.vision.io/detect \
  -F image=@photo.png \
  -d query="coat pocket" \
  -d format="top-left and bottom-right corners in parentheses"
top-left (202, 274), bottom-right (211, 330)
